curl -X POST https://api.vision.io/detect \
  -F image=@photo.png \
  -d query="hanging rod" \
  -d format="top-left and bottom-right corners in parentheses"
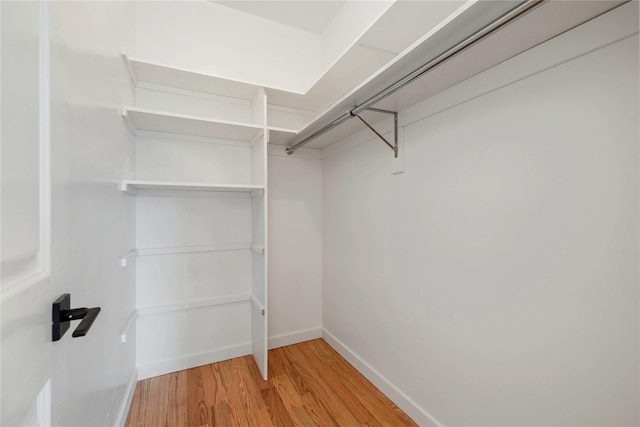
top-left (285, 0), bottom-right (545, 156)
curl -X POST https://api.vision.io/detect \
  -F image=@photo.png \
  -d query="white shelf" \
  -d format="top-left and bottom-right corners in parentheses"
top-left (267, 127), bottom-right (298, 146)
top-left (134, 242), bottom-right (264, 256)
top-left (122, 106), bottom-right (265, 142)
top-left (137, 294), bottom-right (251, 317)
top-left (123, 52), bottom-right (303, 100)
top-left (120, 180), bottom-right (264, 196)
top-left (137, 243), bottom-right (251, 256)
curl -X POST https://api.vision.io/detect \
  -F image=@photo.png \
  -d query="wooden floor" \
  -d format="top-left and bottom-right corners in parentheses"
top-left (126, 339), bottom-right (417, 426)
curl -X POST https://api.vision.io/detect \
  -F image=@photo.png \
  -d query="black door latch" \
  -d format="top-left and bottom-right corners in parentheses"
top-left (52, 294), bottom-right (101, 341)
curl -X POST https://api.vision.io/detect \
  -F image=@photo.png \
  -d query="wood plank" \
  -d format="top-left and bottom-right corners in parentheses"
top-left (218, 359), bottom-right (251, 426)
top-left (244, 354), bottom-right (270, 391)
top-left (302, 340), bottom-right (401, 426)
top-left (293, 406), bottom-right (322, 427)
top-left (297, 341), bottom-right (385, 426)
top-left (271, 374), bottom-right (320, 427)
top-left (269, 347), bottom-right (337, 426)
top-left (281, 344), bottom-right (361, 426)
top-left (145, 374), bottom-right (174, 426)
top-left (211, 402), bottom-right (236, 427)
top-left (267, 347), bottom-right (288, 378)
top-left (260, 386), bottom-right (300, 427)
top-left (167, 370), bottom-right (188, 426)
top-left (209, 363), bottom-right (229, 404)
top-left (125, 376), bottom-right (149, 427)
top-left (309, 339), bottom-right (417, 425)
top-left (230, 356), bottom-right (274, 427)
top-left (186, 364), bottom-right (226, 426)
top-left (125, 339), bottom-right (417, 427)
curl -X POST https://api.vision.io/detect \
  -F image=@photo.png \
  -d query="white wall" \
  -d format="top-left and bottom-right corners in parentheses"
top-left (322, 5), bottom-right (639, 426)
top-left (50, 2), bottom-right (136, 426)
top-left (268, 152), bottom-right (323, 348)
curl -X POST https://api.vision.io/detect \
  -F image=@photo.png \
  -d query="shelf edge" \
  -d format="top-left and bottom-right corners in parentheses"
top-left (137, 294), bottom-right (251, 316)
top-left (137, 243), bottom-right (252, 256)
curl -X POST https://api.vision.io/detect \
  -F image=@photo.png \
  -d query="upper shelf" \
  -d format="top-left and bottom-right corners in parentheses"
top-left (122, 106), bottom-right (263, 141)
top-left (122, 106), bottom-right (298, 144)
top-left (267, 126), bottom-right (298, 146)
top-left (120, 180), bottom-right (264, 196)
top-left (123, 52), bottom-right (296, 101)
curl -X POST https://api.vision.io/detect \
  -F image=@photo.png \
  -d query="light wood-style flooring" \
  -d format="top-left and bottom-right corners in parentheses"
top-left (126, 338), bottom-right (417, 426)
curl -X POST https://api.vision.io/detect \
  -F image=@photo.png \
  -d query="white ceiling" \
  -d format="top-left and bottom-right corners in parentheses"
top-left (212, 1), bottom-right (346, 35)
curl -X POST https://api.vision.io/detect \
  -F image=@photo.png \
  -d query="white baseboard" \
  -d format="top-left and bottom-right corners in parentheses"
top-left (268, 327), bottom-right (322, 349)
top-left (115, 368), bottom-right (138, 427)
top-left (137, 343), bottom-right (252, 380)
top-left (322, 329), bottom-right (443, 427)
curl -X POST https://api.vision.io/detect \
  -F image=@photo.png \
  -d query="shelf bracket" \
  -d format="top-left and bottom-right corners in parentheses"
top-left (355, 108), bottom-right (398, 158)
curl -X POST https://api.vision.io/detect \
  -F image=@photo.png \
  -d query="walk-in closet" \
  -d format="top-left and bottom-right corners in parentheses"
top-left (1, 1), bottom-right (638, 426)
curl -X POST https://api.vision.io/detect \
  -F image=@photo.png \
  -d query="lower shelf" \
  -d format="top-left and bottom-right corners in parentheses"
top-left (120, 180), bottom-right (264, 196)
top-left (137, 294), bottom-right (251, 316)
top-left (124, 242), bottom-right (265, 258)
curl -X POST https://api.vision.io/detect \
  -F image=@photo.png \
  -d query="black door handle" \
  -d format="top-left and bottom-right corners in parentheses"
top-left (52, 294), bottom-right (101, 341)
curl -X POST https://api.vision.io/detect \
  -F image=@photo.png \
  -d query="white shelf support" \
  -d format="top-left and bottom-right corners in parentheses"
top-left (250, 295), bottom-right (265, 316)
top-left (251, 244), bottom-right (265, 255)
top-left (250, 188), bottom-right (265, 198)
top-left (120, 249), bottom-right (138, 267)
top-left (120, 310), bottom-right (137, 344)
top-left (121, 106), bottom-right (138, 136)
top-left (121, 48), bottom-right (138, 86)
top-left (119, 180), bottom-right (138, 196)
top-left (250, 129), bottom-right (264, 148)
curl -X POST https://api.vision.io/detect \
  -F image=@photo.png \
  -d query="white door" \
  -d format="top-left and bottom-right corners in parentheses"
top-left (1, 2), bottom-right (56, 425)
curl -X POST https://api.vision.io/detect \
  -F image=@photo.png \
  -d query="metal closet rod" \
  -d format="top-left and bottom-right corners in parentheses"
top-left (285, 0), bottom-right (545, 155)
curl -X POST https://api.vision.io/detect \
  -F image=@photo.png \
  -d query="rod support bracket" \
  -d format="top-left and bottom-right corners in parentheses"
top-left (357, 108), bottom-right (399, 158)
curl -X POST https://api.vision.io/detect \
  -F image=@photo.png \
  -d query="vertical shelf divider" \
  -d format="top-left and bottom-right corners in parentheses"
top-left (250, 87), bottom-right (269, 380)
